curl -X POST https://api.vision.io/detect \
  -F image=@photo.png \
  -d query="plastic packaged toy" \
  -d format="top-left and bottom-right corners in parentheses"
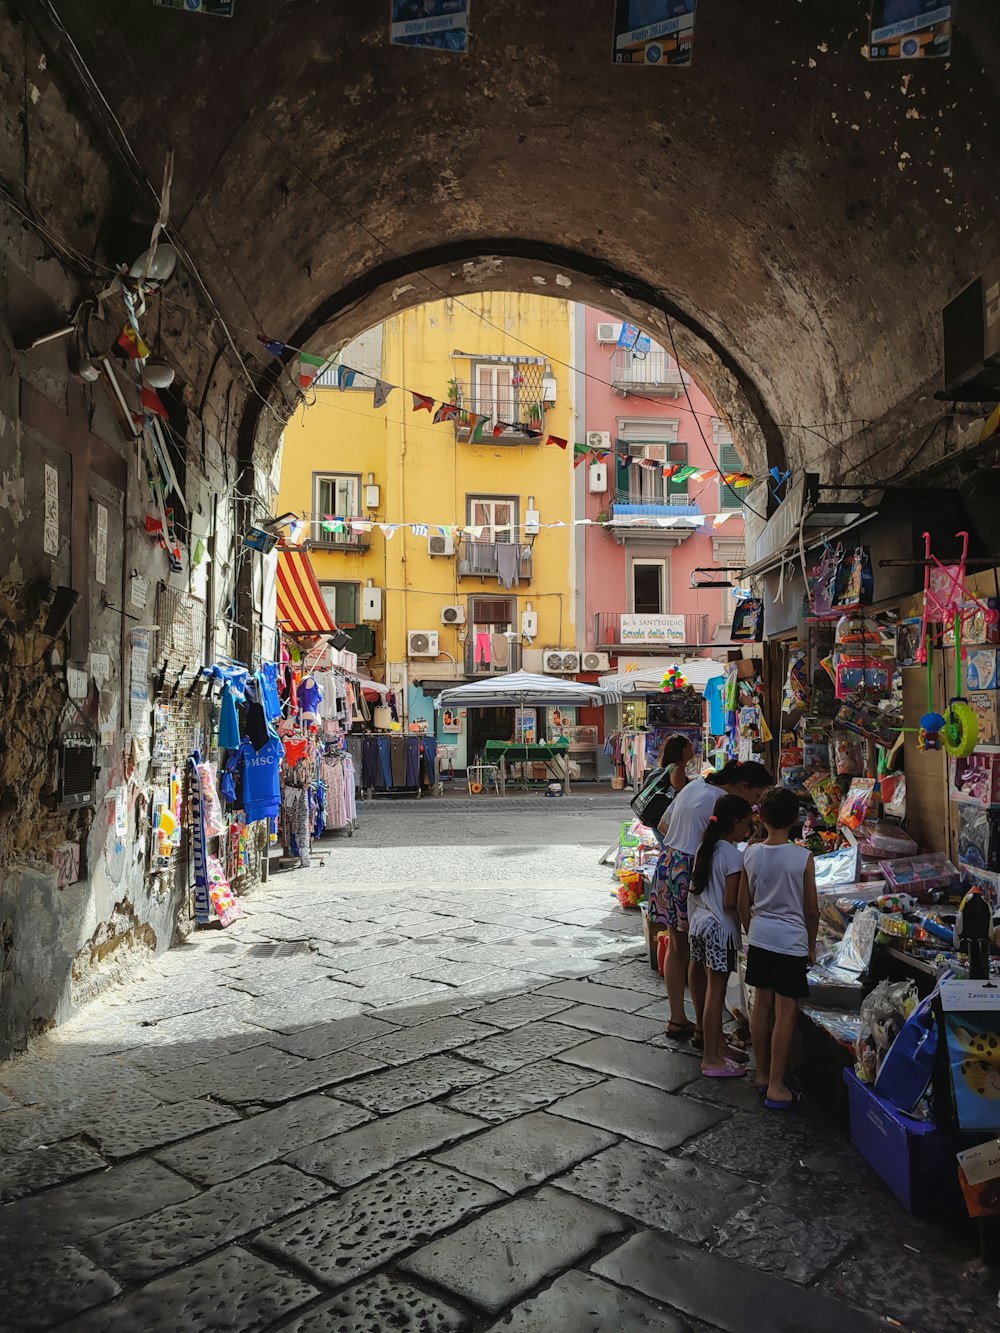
top-left (838, 777), bottom-right (877, 831)
top-left (880, 853), bottom-right (961, 899)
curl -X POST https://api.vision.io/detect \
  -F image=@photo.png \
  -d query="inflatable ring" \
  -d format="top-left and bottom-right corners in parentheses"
top-left (469, 781), bottom-right (483, 794)
top-left (942, 700), bottom-right (980, 758)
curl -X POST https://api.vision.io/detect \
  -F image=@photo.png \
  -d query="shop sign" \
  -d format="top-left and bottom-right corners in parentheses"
top-left (620, 613), bottom-right (687, 644)
top-left (441, 707), bottom-right (466, 734)
top-left (868, 2), bottom-right (951, 60)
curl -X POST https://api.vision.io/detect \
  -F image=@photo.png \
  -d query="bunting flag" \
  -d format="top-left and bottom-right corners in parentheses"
top-left (698, 469), bottom-right (719, 482)
top-left (257, 334), bottom-right (285, 358)
top-left (469, 414), bottom-right (490, 442)
top-left (378, 523), bottom-right (399, 540)
top-left (350, 519), bottom-right (373, 533)
top-left (300, 352), bottom-right (325, 389)
top-left (672, 465), bottom-right (699, 484)
top-left (412, 393), bottom-right (435, 413)
top-left (337, 365), bottom-right (358, 391)
top-left (117, 325), bottom-right (150, 360)
top-left (661, 465), bottom-right (678, 479)
top-left (412, 523), bottom-right (429, 537)
top-left (713, 513), bottom-right (734, 527)
top-left (573, 448), bottom-right (589, 468)
top-left (372, 380), bottom-right (394, 409)
top-left (141, 386), bottom-right (169, 419)
top-left (546, 435), bottom-right (569, 450)
top-left (433, 402), bottom-right (459, 424)
top-left (493, 423), bottom-right (507, 438)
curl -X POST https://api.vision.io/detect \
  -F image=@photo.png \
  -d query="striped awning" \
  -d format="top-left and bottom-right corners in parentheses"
top-left (276, 551), bottom-right (336, 635)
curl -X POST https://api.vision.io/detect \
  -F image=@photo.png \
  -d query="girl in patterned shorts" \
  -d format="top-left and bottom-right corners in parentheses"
top-left (688, 795), bottom-right (754, 1077)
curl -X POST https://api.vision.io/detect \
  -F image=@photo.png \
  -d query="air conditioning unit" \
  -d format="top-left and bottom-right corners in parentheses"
top-left (588, 463), bottom-right (608, 495)
top-left (596, 323), bottom-right (620, 345)
top-left (521, 609), bottom-right (538, 639)
top-left (587, 431), bottom-right (611, 451)
top-left (544, 651), bottom-right (581, 674)
top-left (427, 533), bottom-right (455, 556)
top-left (582, 651), bottom-right (610, 672)
top-left (441, 604), bottom-right (466, 626)
top-left (407, 630), bottom-right (439, 657)
top-left (361, 586), bottom-right (383, 621)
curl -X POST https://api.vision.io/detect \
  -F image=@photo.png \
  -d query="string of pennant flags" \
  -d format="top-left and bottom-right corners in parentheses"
top-left (284, 509), bottom-right (744, 542)
top-left (256, 337), bottom-right (761, 487)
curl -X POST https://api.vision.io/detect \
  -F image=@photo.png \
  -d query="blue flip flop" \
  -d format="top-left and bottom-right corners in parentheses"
top-left (764, 1090), bottom-right (805, 1111)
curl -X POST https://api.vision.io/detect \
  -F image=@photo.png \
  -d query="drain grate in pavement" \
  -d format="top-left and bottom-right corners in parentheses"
top-left (246, 941), bottom-right (312, 959)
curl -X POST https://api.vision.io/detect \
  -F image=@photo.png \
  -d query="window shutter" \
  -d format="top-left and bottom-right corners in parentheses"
top-left (719, 441), bottom-right (743, 472)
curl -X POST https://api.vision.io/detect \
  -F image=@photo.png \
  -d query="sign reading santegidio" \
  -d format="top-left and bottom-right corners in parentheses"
top-left (619, 614), bottom-right (687, 644)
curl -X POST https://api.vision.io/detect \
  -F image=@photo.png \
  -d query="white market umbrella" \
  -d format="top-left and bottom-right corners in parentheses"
top-left (438, 670), bottom-right (612, 709)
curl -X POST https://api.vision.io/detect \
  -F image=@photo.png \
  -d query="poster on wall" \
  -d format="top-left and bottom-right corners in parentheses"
top-left (441, 707), bottom-right (466, 734)
top-left (390, 0), bottom-right (469, 53)
top-left (612, 0), bottom-right (696, 67)
top-left (867, 1), bottom-right (952, 59)
top-left (153, 0), bottom-right (235, 15)
top-left (942, 980), bottom-right (1000, 1133)
top-left (514, 708), bottom-right (537, 744)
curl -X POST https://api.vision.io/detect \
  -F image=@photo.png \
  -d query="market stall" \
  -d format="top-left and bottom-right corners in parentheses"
top-left (437, 671), bottom-right (611, 794)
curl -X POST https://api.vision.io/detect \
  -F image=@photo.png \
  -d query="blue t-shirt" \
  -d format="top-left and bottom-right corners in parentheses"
top-left (705, 675), bottom-right (727, 737)
top-left (240, 736), bottom-right (282, 823)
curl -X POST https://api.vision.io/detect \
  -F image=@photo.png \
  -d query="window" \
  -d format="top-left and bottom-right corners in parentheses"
top-left (473, 364), bottom-right (516, 422)
top-left (319, 581), bottom-right (360, 625)
top-left (617, 419), bottom-right (687, 504)
top-left (313, 473), bottom-right (361, 542)
top-left (714, 421), bottom-right (746, 511)
top-left (631, 559), bottom-right (667, 615)
top-left (468, 360), bottom-right (545, 428)
top-left (469, 596), bottom-right (516, 627)
top-left (467, 495), bottom-right (518, 543)
top-left (465, 595), bottom-right (518, 673)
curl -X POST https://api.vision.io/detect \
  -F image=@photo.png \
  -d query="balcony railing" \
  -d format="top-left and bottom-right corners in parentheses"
top-left (464, 641), bottom-right (522, 676)
top-left (309, 522), bottom-right (371, 551)
top-left (457, 539), bottom-right (533, 582)
top-left (594, 611), bottom-right (710, 650)
top-left (450, 383), bottom-right (546, 442)
top-left (611, 350), bottom-right (689, 395)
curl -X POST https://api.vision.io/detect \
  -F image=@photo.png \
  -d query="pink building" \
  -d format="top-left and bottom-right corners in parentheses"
top-left (577, 306), bottom-right (746, 661)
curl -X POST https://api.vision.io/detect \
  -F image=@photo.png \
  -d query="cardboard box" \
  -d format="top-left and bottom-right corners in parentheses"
top-left (844, 1070), bottom-right (964, 1217)
top-left (951, 753), bottom-right (1000, 808)
top-left (967, 690), bottom-right (1000, 746)
top-left (966, 649), bottom-right (1000, 691)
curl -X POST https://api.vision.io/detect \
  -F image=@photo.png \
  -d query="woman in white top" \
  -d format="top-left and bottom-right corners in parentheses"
top-left (738, 785), bottom-right (819, 1110)
top-left (689, 795), bottom-right (753, 1077)
top-left (651, 760), bottom-right (772, 1041)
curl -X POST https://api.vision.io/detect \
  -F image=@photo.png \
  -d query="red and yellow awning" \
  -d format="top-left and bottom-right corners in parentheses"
top-left (276, 551), bottom-right (336, 635)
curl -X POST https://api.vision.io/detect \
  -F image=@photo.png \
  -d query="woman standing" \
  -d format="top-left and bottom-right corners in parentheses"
top-left (647, 734), bottom-right (694, 846)
top-left (650, 759), bottom-right (772, 1041)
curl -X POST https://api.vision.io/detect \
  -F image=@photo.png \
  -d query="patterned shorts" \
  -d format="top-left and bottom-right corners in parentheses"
top-left (649, 848), bottom-right (694, 933)
top-left (689, 918), bottom-right (738, 974)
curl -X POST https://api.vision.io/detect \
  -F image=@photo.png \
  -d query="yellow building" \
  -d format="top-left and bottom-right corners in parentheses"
top-left (277, 293), bottom-right (578, 764)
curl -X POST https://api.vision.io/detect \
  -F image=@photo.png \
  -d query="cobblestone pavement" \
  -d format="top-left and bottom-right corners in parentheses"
top-left (0, 803), bottom-right (995, 1331)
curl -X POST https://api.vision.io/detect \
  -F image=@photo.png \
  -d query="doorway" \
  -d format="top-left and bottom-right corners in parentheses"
top-left (467, 707), bottom-right (515, 762)
top-left (632, 559), bottom-right (666, 614)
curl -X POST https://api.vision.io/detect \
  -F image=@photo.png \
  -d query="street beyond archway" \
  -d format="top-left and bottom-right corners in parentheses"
top-left (0, 800), bottom-right (988, 1332)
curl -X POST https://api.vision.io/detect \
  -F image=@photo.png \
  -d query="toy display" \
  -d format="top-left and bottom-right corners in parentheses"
top-left (661, 665), bottom-right (687, 692)
top-left (950, 753), bottom-right (1000, 808)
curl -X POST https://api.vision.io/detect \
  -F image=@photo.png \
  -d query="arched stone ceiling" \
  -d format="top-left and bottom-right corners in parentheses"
top-left (35, 0), bottom-right (1000, 479)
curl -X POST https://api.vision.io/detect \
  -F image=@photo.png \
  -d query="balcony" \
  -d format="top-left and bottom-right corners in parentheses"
top-left (458, 539), bottom-right (533, 583)
top-left (450, 383), bottom-right (546, 443)
top-left (595, 611), bottom-right (710, 651)
top-left (464, 641), bottom-right (522, 676)
top-left (611, 350), bottom-right (689, 396)
top-left (340, 624), bottom-right (376, 658)
top-left (605, 502), bottom-right (703, 544)
top-left (309, 522), bottom-right (371, 552)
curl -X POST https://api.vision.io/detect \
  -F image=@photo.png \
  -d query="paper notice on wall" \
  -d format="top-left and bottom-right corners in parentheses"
top-left (44, 464), bottom-right (59, 556)
top-left (114, 787), bottom-right (128, 838)
top-left (129, 575), bottom-right (149, 609)
top-left (612, 0), bottom-right (696, 66)
top-left (91, 653), bottom-right (111, 687)
top-left (66, 666), bottom-right (88, 700)
top-left (867, 1), bottom-right (952, 60)
top-left (390, 0), bottom-right (469, 53)
top-left (95, 504), bottom-right (108, 585)
top-left (129, 627), bottom-right (151, 737)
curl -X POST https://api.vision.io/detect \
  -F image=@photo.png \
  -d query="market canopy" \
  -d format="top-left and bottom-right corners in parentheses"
top-left (276, 551), bottom-right (336, 636)
top-left (437, 671), bottom-right (613, 709)
top-left (600, 657), bottom-right (725, 698)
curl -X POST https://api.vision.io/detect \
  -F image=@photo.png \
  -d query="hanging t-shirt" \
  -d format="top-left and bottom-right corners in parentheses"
top-left (664, 777), bottom-right (724, 856)
top-left (218, 683), bottom-right (241, 750)
top-left (688, 840), bottom-right (744, 948)
top-left (260, 663), bottom-right (283, 722)
top-left (704, 675), bottom-right (727, 738)
top-left (240, 735), bottom-right (282, 823)
top-left (743, 842), bottom-right (812, 957)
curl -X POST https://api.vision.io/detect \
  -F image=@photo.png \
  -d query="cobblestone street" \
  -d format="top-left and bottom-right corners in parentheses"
top-left (0, 800), bottom-right (992, 1332)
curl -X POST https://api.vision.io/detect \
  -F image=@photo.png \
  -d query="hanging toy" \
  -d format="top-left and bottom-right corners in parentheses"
top-left (661, 666), bottom-right (688, 692)
top-left (941, 612), bottom-right (979, 758)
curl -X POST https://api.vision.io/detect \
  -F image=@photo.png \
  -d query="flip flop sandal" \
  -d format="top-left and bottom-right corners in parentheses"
top-left (764, 1090), bottom-right (806, 1111)
top-left (755, 1084), bottom-right (769, 1098)
top-left (702, 1061), bottom-right (747, 1079)
top-left (690, 1030), bottom-right (704, 1050)
top-left (665, 1021), bottom-right (695, 1039)
top-left (723, 1045), bottom-right (750, 1064)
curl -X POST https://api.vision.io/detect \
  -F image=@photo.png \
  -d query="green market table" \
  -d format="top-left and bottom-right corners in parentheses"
top-left (483, 739), bottom-right (572, 796)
